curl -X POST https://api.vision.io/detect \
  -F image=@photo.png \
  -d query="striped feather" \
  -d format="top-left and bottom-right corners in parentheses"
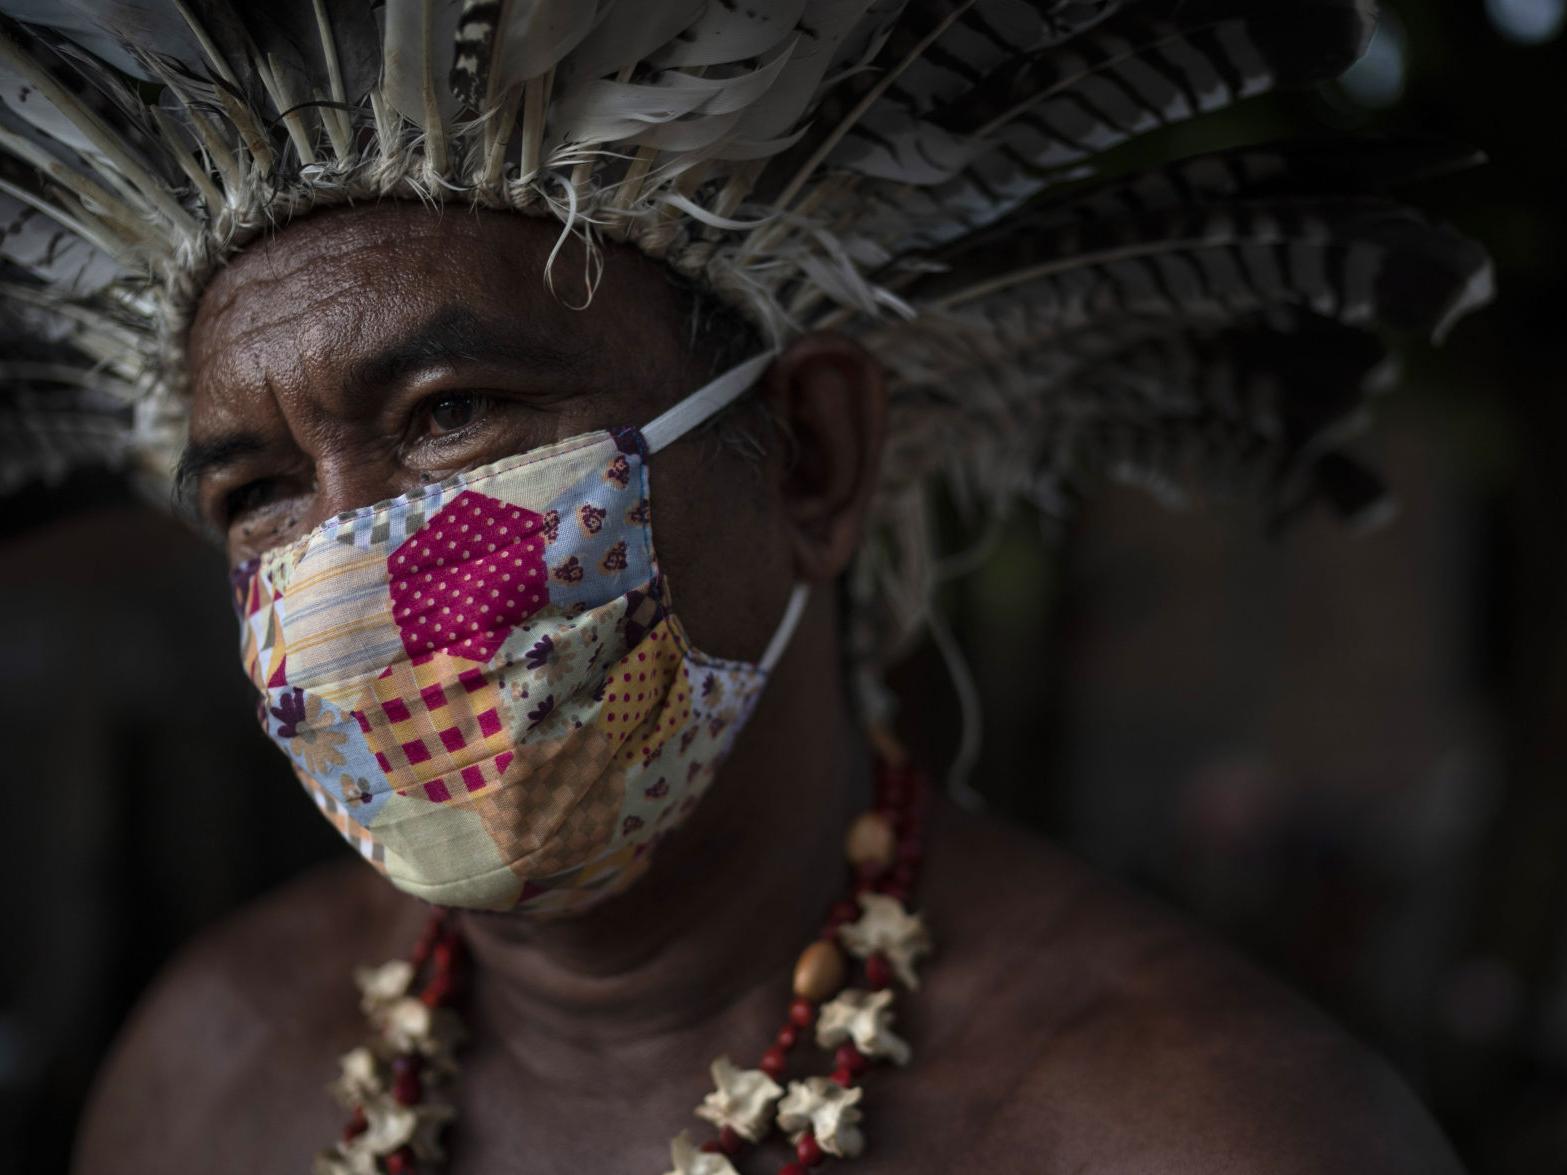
top-left (823, 0), bottom-right (1373, 253)
top-left (450, 0), bottom-right (597, 110)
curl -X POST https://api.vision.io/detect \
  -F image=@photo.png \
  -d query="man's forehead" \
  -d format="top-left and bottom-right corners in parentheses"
top-left (200, 202), bottom-right (688, 332)
top-left (231, 200), bottom-right (553, 267)
top-left (187, 202), bottom-right (693, 401)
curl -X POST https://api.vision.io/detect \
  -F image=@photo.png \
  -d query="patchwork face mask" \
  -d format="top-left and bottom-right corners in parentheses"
top-left (231, 354), bottom-right (807, 915)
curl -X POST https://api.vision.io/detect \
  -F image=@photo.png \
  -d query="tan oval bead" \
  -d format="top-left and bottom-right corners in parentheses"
top-left (844, 811), bottom-right (896, 869)
top-left (793, 939), bottom-right (847, 1002)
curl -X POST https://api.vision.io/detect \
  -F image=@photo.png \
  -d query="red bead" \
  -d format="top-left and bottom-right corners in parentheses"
top-left (341, 1106), bottom-right (367, 1142)
top-left (412, 912), bottom-right (445, 962)
top-left (796, 1132), bottom-right (826, 1167)
top-left (392, 1069), bottom-right (423, 1106)
top-left (759, 1046), bottom-right (788, 1079)
top-left (703, 1130), bottom-right (746, 1156)
top-left (410, 934), bottom-right (437, 970)
top-left (778, 1165), bottom-right (809, 1175)
top-left (384, 1148), bottom-right (416, 1175)
top-left (391, 1055), bottom-right (423, 1104)
top-left (831, 1065), bottom-right (855, 1087)
top-left (420, 975), bottom-right (452, 1007)
top-left (830, 899), bottom-right (860, 924)
top-left (866, 953), bottom-right (893, 990)
top-left (823, 899), bottom-right (859, 935)
top-left (775, 1024), bottom-right (799, 1050)
top-left (788, 998), bottom-right (815, 1028)
top-left (434, 935), bottom-right (455, 965)
top-left (835, 1044), bottom-right (868, 1075)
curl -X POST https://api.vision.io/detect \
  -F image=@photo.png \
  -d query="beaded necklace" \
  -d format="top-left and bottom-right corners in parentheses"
top-left (316, 743), bottom-right (933, 1175)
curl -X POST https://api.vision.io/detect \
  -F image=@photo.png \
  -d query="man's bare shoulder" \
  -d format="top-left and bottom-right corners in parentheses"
top-left (921, 806), bottom-right (1465, 1174)
top-left (72, 860), bottom-right (417, 1175)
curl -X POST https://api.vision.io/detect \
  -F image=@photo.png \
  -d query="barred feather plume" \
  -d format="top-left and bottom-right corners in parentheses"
top-left (0, 0), bottom-right (1492, 660)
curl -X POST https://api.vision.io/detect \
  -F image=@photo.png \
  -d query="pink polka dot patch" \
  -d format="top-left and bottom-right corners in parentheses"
top-left (388, 491), bottom-right (549, 662)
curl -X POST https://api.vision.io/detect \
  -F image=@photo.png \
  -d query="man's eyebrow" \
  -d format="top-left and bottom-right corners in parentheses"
top-left (346, 304), bottom-right (588, 395)
top-left (173, 433), bottom-right (269, 499)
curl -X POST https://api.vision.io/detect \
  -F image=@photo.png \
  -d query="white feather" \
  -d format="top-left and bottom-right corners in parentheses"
top-left (382, 0), bottom-right (462, 135)
top-left (555, 42), bottom-right (795, 146)
top-left (648, 0), bottom-right (807, 68)
top-left (9, 0), bottom-right (153, 77)
top-left (0, 193), bottom-right (122, 293)
top-left (763, 0), bottom-right (978, 217)
top-left (729, 0), bottom-right (881, 143)
top-left (492, 0), bottom-right (599, 88)
top-left (312, 0), bottom-right (355, 157)
top-left (0, 176), bottom-right (125, 266)
top-left (0, 55), bottom-right (112, 168)
top-left (561, 0), bottom-right (706, 84)
top-left (0, 117), bottom-right (151, 242)
top-left (0, 24), bottom-right (194, 236)
top-left (632, 107), bottom-right (742, 153)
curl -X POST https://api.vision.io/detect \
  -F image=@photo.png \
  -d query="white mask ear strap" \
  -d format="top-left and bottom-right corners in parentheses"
top-left (641, 351), bottom-right (776, 454)
top-left (759, 583), bottom-right (810, 674)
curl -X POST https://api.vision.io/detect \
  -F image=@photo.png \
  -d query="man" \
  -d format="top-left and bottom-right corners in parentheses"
top-left (0, 2), bottom-right (1486, 1172)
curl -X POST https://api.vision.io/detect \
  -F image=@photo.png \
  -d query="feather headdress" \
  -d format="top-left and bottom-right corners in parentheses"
top-left (0, 0), bottom-right (1490, 659)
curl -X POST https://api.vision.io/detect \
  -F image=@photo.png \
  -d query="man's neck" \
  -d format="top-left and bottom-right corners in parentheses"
top-left (454, 604), bottom-right (867, 1081)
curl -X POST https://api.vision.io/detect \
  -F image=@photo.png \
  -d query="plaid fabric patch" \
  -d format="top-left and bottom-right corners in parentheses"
top-left (468, 735), bottom-right (625, 880)
top-left (352, 651), bottom-right (514, 803)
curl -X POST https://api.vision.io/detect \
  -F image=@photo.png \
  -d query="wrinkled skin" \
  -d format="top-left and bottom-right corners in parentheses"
top-left (74, 204), bottom-right (1466, 1175)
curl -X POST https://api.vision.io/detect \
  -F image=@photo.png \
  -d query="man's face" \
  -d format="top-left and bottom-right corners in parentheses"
top-left (184, 201), bottom-right (793, 660)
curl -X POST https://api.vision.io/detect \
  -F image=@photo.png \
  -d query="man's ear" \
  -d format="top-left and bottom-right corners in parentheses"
top-left (761, 331), bottom-right (887, 582)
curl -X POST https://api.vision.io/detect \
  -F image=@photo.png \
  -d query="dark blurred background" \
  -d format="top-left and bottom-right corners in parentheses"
top-left (3, 2), bottom-right (1565, 1172)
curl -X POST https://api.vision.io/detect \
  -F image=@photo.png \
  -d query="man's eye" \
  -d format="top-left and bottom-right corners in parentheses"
top-left (223, 479), bottom-right (277, 522)
top-left (426, 392), bottom-right (486, 436)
